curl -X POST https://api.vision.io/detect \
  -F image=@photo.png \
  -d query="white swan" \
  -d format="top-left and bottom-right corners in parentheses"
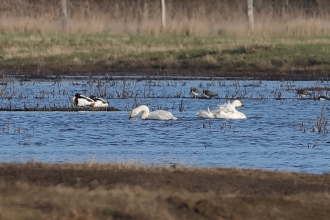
top-left (129, 105), bottom-right (177, 120)
top-left (196, 107), bottom-right (214, 118)
top-left (196, 100), bottom-right (246, 119)
top-left (212, 100), bottom-right (246, 119)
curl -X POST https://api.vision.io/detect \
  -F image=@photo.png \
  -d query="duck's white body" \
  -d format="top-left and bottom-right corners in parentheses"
top-left (90, 95), bottom-right (109, 107)
top-left (129, 105), bottom-right (177, 120)
top-left (197, 100), bottom-right (246, 119)
top-left (72, 93), bottom-right (95, 107)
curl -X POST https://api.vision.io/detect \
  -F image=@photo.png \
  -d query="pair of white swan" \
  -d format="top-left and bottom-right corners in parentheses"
top-left (129, 100), bottom-right (246, 121)
top-left (196, 100), bottom-right (246, 119)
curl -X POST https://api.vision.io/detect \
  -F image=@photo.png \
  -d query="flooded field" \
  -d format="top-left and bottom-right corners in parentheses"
top-left (1, 76), bottom-right (330, 174)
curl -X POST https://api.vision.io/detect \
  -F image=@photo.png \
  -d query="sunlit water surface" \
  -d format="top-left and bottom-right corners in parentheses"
top-left (1, 77), bottom-right (330, 174)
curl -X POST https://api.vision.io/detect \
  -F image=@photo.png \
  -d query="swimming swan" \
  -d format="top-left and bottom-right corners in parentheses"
top-left (129, 105), bottom-right (178, 120)
top-left (196, 107), bottom-right (215, 118)
top-left (197, 100), bottom-right (246, 119)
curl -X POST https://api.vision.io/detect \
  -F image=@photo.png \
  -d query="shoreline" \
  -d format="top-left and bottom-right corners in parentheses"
top-left (1, 162), bottom-right (329, 219)
top-left (2, 69), bottom-right (330, 81)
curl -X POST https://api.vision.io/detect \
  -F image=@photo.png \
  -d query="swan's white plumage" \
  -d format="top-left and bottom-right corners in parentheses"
top-left (197, 100), bottom-right (246, 119)
top-left (196, 107), bottom-right (214, 118)
top-left (129, 105), bottom-right (177, 120)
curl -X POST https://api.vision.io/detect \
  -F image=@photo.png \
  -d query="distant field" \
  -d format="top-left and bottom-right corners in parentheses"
top-left (0, 33), bottom-right (330, 79)
top-left (1, 0), bottom-right (329, 36)
top-left (1, 0), bottom-right (330, 79)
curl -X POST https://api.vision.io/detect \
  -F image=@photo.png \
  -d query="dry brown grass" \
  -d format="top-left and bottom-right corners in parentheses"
top-left (1, 0), bottom-right (330, 36)
top-left (0, 163), bottom-right (330, 219)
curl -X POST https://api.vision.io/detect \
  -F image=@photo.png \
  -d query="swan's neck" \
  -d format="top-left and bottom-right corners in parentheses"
top-left (138, 105), bottom-right (150, 119)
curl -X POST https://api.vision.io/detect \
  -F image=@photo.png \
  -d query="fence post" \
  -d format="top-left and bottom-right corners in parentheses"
top-left (161, 0), bottom-right (166, 28)
top-left (62, 0), bottom-right (67, 29)
top-left (247, 0), bottom-right (254, 31)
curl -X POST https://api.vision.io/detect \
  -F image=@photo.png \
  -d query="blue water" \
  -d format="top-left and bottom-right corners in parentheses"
top-left (0, 77), bottom-right (330, 174)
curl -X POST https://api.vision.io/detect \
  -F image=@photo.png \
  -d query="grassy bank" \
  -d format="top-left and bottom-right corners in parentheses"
top-left (0, 163), bottom-right (329, 220)
top-left (1, 0), bottom-right (330, 79)
top-left (1, 33), bottom-right (330, 80)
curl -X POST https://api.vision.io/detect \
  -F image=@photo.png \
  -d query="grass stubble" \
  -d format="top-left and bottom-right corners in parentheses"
top-left (1, 0), bottom-right (330, 79)
top-left (0, 163), bottom-right (329, 220)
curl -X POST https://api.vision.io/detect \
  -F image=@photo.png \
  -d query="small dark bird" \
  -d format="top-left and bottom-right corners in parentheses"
top-left (317, 95), bottom-right (330, 100)
top-left (190, 87), bottom-right (202, 98)
top-left (202, 89), bottom-right (218, 98)
top-left (297, 89), bottom-right (310, 98)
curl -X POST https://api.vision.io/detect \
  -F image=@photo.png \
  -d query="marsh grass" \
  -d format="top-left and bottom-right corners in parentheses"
top-left (1, 33), bottom-right (330, 77)
top-left (1, 0), bottom-right (330, 36)
top-left (1, 1), bottom-right (330, 77)
top-left (0, 162), bottom-right (330, 220)
top-left (299, 101), bottom-right (328, 134)
top-left (315, 102), bottom-right (328, 133)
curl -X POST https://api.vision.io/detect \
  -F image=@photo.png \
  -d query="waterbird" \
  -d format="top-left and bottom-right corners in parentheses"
top-left (90, 95), bottom-right (109, 107)
top-left (297, 89), bottom-right (310, 98)
top-left (190, 87), bottom-right (202, 98)
top-left (72, 93), bottom-right (95, 107)
top-left (129, 105), bottom-right (177, 120)
top-left (196, 107), bottom-right (215, 118)
top-left (317, 95), bottom-right (330, 100)
top-left (202, 89), bottom-right (218, 99)
top-left (196, 100), bottom-right (246, 119)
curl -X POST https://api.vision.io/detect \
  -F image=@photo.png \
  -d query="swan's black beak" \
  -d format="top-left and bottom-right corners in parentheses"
top-left (129, 114), bottom-right (132, 119)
